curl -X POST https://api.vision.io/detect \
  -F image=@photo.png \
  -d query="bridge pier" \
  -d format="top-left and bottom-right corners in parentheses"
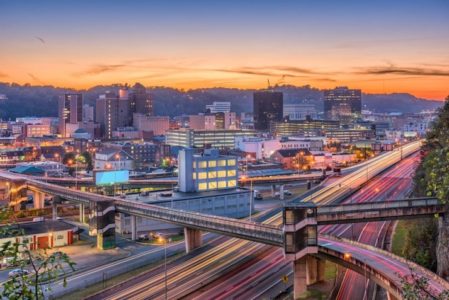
top-left (271, 184), bottom-right (276, 197)
top-left (294, 256), bottom-right (308, 299)
top-left (33, 191), bottom-right (45, 209)
top-left (184, 227), bottom-right (202, 253)
top-left (89, 200), bottom-right (116, 250)
top-left (79, 203), bottom-right (86, 224)
top-left (280, 184), bottom-right (285, 200)
top-left (130, 215), bottom-right (137, 241)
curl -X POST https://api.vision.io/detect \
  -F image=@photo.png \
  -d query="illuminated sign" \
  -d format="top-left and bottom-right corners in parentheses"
top-left (95, 170), bottom-right (129, 185)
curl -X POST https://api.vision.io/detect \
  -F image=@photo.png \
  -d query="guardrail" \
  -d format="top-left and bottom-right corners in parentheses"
top-left (317, 197), bottom-right (442, 214)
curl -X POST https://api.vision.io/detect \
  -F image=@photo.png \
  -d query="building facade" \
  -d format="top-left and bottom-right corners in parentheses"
top-left (253, 91), bottom-right (283, 130)
top-left (283, 104), bottom-right (317, 120)
top-left (58, 93), bottom-right (83, 138)
top-left (205, 101), bottom-right (231, 113)
top-left (324, 86), bottom-right (362, 121)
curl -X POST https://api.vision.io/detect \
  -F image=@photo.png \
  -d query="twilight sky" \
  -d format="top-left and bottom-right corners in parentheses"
top-left (0, 0), bottom-right (448, 99)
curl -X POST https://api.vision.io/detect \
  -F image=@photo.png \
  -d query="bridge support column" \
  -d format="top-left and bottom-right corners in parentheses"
top-left (317, 258), bottom-right (326, 282)
top-left (294, 256), bottom-right (308, 299)
top-left (130, 215), bottom-right (137, 241)
top-left (79, 203), bottom-right (86, 224)
top-left (305, 256), bottom-right (326, 285)
top-left (280, 184), bottom-right (285, 200)
top-left (184, 227), bottom-right (202, 253)
top-left (271, 184), bottom-right (276, 197)
top-left (52, 201), bottom-right (57, 220)
top-left (33, 191), bottom-right (45, 209)
top-left (89, 200), bottom-right (116, 250)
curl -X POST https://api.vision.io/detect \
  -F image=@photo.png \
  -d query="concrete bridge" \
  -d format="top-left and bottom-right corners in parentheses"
top-left (2, 164), bottom-right (449, 298)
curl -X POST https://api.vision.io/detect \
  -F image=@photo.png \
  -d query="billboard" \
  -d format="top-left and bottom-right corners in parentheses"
top-left (95, 170), bottom-right (129, 185)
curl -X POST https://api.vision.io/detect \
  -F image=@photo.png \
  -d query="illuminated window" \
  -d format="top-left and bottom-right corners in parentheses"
top-left (217, 170), bottom-right (226, 178)
top-left (193, 161), bottom-right (197, 168)
top-left (208, 171), bottom-right (217, 179)
top-left (198, 172), bottom-right (207, 179)
top-left (227, 159), bottom-right (236, 166)
top-left (208, 160), bottom-right (217, 167)
top-left (192, 173), bottom-right (196, 180)
top-left (198, 161), bottom-right (207, 168)
top-left (218, 160), bottom-right (226, 166)
top-left (208, 181), bottom-right (217, 189)
top-left (218, 181), bottom-right (227, 188)
top-left (227, 170), bottom-right (236, 177)
top-left (198, 183), bottom-right (207, 191)
top-left (228, 180), bottom-right (236, 187)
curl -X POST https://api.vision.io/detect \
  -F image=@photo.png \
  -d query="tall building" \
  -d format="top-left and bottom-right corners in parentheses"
top-left (95, 92), bottom-right (119, 139)
top-left (58, 94), bottom-right (83, 137)
top-left (324, 87), bottom-right (362, 121)
top-left (205, 101), bottom-right (231, 113)
top-left (253, 91), bottom-right (283, 130)
top-left (129, 83), bottom-right (153, 116)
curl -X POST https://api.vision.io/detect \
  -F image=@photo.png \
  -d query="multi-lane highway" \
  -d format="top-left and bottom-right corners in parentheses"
top-left (86, 141), bottom-right (430, 300)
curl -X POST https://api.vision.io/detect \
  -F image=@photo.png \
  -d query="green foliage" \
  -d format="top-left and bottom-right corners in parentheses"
top-left (400, 268), bottom-right (449, 300)
top-left (402, 219), bottom-right (438, 270)
top-left (0, 209), bottom-right (76, 299)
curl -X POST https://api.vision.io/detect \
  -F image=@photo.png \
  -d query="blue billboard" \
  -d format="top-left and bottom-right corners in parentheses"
top-left (95, 170), bottom-right (129, 185)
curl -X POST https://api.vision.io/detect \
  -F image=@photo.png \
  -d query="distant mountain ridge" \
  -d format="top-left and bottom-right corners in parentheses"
top-left (0, 82), bottom-right (442, 119)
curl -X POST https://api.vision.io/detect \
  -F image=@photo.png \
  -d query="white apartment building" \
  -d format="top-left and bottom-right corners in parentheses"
top-left (283, 104), bottom-right (317, 120)
top-left (205, 101), bottom-right (231, 113)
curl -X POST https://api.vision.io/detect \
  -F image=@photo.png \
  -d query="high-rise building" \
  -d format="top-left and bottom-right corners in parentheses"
top-left (129, 83), bottom-right (153, 116)
top-left (324, 87), bottom-right (362, 121)
top-left (95, 92), bottom-right (119, 139)
top-left (253, 91), bottom-right (283, 130)
top-left (58, 93), bottom-right (83, 137)
top-left (205, 101), bottom-right (231, 113)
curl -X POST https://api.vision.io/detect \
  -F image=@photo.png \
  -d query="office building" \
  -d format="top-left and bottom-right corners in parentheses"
top-left (283, 104), bottom-right (317, 120)
top-left (205, 101), bottom-right (231, 113)
top-left (82, 105), bottom-right (94, 122)
top-left (130, 83), bottom-right (153, 116)
top-left (25, 124), bottom-right (51, 138)
top-left (325, 128), bottom-right (375, 143)
top-left (133, 114), bottom-right (170, 136)
top-left (58, 93), bottom-right (83, 137)
top-left (166, 128), bottom-right (256, 149)
top-left (253, 91), bottom-right (283, 130)
top-left (178, 148), bottom-right (238, 192)
top-left (94, 148), bottom-right (134, 170)
top-left (95, 92), bottom-right (119, 139)
top-left (188, 115), bottom-right (206, 130)
top-left (324, 86), bottom-right (362, 121)
top-left (270, 119), bottom-right (340, 137)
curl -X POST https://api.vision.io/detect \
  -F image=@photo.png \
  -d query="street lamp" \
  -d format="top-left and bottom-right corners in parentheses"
top-left (159, 236), bottom-right (172, 300)
top-left (343, 252), bottom-right (351, 261)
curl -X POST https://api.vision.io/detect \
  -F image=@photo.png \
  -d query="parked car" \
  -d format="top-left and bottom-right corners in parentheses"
top-left (8, 269), bottom-right (29, 278)
top-left (284, 190), bottom-right (293, 196)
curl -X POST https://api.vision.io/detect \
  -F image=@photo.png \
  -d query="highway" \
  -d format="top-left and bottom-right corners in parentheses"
top-left (85, 140), bottom-right (442, 300)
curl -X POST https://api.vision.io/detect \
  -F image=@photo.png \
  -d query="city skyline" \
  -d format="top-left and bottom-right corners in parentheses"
top-left (1, 0), bottom-right (448, 100)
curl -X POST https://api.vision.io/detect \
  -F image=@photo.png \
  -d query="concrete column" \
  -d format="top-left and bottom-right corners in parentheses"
top-left (79, 203), bottom-right (85, 224)
top-left (271, 184), bottom-right (276, 197)
top-left (184, 227), bottom-right (202, 253)
top-left (293, 256), bottom-right (308, 299)
top-left (33, 191), bottom-right (45, 209)
top-left (89, 200), bottom-right (116, 250)
top-left (306, 256), bottom-right (318, 285)
top-left (317, 258), bottom-right (326, 282)
top-left (52, 202), bottom-right (58, 220)
top-left (130, 215), bottom-right (137, 241)
top-left (280, 184), bottom-right (285, 200)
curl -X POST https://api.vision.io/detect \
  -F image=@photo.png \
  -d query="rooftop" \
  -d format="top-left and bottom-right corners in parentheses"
top-left (0, 220), bottom-right (76, 238)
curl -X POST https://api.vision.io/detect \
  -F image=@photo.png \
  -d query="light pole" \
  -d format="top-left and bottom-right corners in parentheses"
top-left (160, 236), bottom-right (172, 300)
top-left (242, 176), bottom-right (253, 221)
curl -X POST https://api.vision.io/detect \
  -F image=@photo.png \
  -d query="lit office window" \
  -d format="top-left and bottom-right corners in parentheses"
top-left (198, 161), bottom-right (207, 168)
top-left (218, 181), bottom-right (227, 188)
top-left (208, 160), bottom-right (217, 167)
top-left (208, 181), bottom-right (217, 189)
top-left (218, 160), bottom-right (226, 166)
top-left (198, 183), bottom-right (207, 191)
top-left (217, 170), bottom-right (226, 177)
top-left (208, 171), bottom-right (217, 179)
top-left (192, 173), bottom-right (196, 180)
top-left (228, 180), bottom-right (236, 187)
top-left (198, 172), bottom-right (207, 179)
top-left (193, 161), bottom-right (197, 169)
top-left (227, 159), bottom-right (236, 166)
top-left (227, 170), bottom-right (236, 177)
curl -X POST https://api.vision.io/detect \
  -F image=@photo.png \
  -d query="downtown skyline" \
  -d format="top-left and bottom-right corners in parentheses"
top-left (1, 0), bottom-right (448, 100)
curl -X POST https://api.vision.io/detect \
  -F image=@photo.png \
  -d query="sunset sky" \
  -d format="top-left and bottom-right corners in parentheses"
top-left (0, 0), bottom-right (448, 99)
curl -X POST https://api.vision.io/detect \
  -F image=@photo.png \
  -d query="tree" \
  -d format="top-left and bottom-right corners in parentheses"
top-left (81, 151), bottom-right (93, 171)
top-left (399, 268), bottom-right (449, 300)
top-left (0, 211), bottom-right (76, 299)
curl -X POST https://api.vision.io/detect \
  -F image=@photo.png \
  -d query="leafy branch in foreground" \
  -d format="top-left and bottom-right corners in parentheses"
top-left (399, 267), bottom-right (449, 300)
top-left (0, 209), bottom-right (76, 299)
